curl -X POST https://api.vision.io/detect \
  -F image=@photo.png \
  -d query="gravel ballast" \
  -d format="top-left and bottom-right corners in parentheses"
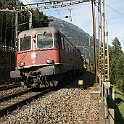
top-left (0, 83), bottom-right (104, 124)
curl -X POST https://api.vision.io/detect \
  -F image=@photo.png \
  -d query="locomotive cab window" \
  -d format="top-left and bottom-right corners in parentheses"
top-left (20, 36), bottom-right (31, 51)
top-left (37, 33), bottom-right (53, 49)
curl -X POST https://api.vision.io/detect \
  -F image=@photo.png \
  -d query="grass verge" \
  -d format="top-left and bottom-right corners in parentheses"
top-left (107, 88), bottom-right (124, 124)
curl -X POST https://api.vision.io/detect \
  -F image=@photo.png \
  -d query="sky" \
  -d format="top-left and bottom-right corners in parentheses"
top-left (20, 0), bottom-right (124, 51)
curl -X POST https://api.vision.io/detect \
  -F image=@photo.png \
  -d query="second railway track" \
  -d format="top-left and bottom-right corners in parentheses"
top-left (0, 73), bottom-right (81, 118)
top-left (0, 83), bottom-right (21, 91)
top-left (0, 87), bottom-right (51, 117)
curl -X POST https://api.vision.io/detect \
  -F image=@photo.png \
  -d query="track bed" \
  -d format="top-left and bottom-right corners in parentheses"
top-left (0, 72), bottom-right (105, 124)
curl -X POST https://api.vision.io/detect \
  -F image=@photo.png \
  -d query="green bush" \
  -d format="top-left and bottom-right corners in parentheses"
top-left (116, 79), bottom-right (124, 93)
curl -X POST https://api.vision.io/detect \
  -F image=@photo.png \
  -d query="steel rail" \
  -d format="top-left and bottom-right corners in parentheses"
top-left (0, 83), bottom-right (21, 91)
top-left (0, 88), bottom-right (51, 117)
top-left (0, 88), bottom-right (32, 103)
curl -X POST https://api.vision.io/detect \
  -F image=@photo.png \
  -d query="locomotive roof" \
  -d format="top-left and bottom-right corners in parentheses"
top-left (19, 27), bottom-right (59, 37)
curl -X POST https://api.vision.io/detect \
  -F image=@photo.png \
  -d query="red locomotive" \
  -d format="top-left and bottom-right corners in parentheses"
top-left (10, 27), bottom-right (83, 87)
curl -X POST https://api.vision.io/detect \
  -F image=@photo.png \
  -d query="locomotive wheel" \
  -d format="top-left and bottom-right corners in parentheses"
top-left (20, 81), bottom-right (28, 88)
top-left (20, 82), bottom-right (25, 88)
top-left (49, 80), bottom-right (58, 87)
top-left (24, 76), bottom-right (33, 88)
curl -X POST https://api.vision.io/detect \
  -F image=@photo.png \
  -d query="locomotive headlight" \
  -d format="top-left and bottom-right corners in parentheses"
top-left (46, 59), bottom-right (54, 64)
top-left (19, 62), bottom-right (25, 67)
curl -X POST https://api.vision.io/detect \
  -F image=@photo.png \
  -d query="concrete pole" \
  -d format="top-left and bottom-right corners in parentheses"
top-left (105, 20), bottom-right (110, 81)
top-left (98, 0), bottom-right (102, 74)
top-left (91, 0), bottom-right (98, 83)
top-left (88, 36), bottom-right (91, 72)
top-left (15, 10), bottom-right (18, 51)
top-left (28, 10), bottom-right (32, 29)
top-left (101, 0), bottom-right (106, 81)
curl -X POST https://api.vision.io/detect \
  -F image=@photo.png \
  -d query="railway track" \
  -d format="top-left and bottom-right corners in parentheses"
top-left (0, 83), bottom-right (21, 91)
top-left (0, 83), bottom-right (103, 124)
top-left (0, 87), bottom-right (51, 117)
top-left (0, 74), bottom-right (79, 118)
top-left (0, 72), bottom-right (106, 124)
top-left (0, 72), bottom-right (104, 123)
top-left (0, 86), bottom-right (26, 99)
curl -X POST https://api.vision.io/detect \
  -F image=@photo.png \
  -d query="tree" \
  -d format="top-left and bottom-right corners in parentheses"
top-left (109, 37), bottom-right (124, 92)
top-left (0, 0), bottom-right (16, 9)
top-left (0, 0), bottom-right (49, 67)
top-left (110, 37), bottom-right (123, 60)
top-left (115, 55), bottom-right (124, 92)
top-left (0, 0), bottom-right (49, 47)
top-left (32, 9), bottom-right (49, 28)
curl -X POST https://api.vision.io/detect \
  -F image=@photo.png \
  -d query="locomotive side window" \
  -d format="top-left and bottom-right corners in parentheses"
top-left (37, 33), bottom-right (53, 49)
top-left (67, 44), bottom-right (71, 53)
top-left (58, 33), bottom-right (62, 49)
top-left (61, 37), bottom-right (65, 50)
top-left (20, 36), bottom-right (31, 51)
top-left (54, 33), bottom-right (62, 48)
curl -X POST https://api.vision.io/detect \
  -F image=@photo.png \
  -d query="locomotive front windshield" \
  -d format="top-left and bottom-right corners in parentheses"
top-left (20, 36), bottom-right (31, 51)
top-left (37, 33), bottom-right (53, 49)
